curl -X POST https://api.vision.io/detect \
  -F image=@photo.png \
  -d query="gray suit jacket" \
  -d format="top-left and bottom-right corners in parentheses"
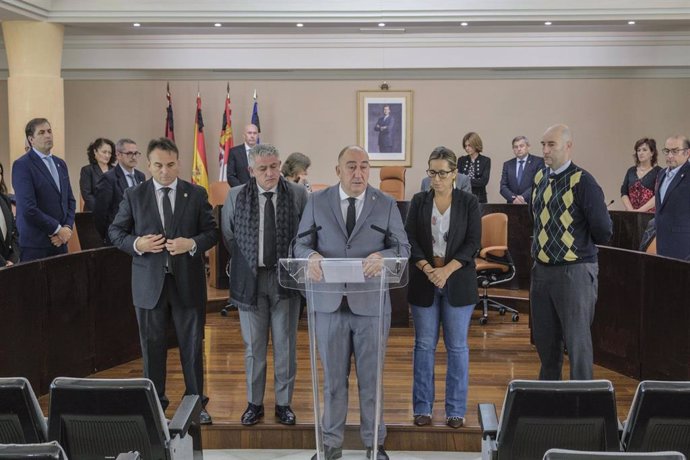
top-left (294, 184), bottom-right (410, 315)
top-left (420, 173), bottom-right (471, 194)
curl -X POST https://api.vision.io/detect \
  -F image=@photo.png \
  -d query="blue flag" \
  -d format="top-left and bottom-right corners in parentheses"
top-left (251, 95), bottom-right (261, 144)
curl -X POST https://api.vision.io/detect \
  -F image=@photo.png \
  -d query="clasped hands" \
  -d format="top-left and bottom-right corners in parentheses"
top-left (307, 252), bottom-right (384, 282)
top-left (135, 234), bottom-right (195, 255)
top-left (50, 226), bottom-right (72, 247)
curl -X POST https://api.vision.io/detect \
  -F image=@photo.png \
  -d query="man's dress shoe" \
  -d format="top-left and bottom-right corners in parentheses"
top-left (240, 403), bottom-right (264, 426)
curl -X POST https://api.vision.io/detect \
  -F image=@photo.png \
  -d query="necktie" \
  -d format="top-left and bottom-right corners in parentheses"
top-left (263, 192), bottom-right (276, 267)
top-left (162, 187), bottom-right (174, 273)
top-left (517, 160), bottom-right (525, 185)
top-left (346, 197), bottom-right (356, 237)
top-left (45, 156), bottom-right (60, 191)
top-left (659, 170), bottom-right (675, 203)
top-left (127, 173), bottom-right (136, 187)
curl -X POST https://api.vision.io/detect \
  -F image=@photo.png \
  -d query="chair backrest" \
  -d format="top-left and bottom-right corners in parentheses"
top-left (496, 380), bottom-right (621, 460)
top-left (622, 381), bottom-right (690, 457)
top-left (481, 213), bottom-right (508, 256)
top-left (309, 183), bottom-right (329, 192)
top-left (48, 378), bottom-right (171, 460)
top-left (0, 442), bottom-right (67, 459)
top-left (544, 449), bottom-right (686, 460)
top-left (209, 181), bottom-right (230, 207)
top-left (379, 166), bottom-right (406, 201)
top-left (645, 237), bottom-right (657, 255)
top-left (0, 378), bottom-right (47, 444)
top-left (66, 223), bottom-right (81, 253)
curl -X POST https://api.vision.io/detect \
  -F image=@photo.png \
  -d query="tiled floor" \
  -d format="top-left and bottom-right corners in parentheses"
top-left (204, 450), bottom-right (481, 460)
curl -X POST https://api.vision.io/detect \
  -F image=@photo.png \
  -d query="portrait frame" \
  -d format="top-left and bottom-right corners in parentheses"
top-left (357, 90), bottom-right (413, 166)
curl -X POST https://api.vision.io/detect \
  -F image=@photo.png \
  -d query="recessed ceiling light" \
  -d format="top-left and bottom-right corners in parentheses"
top-left (461, 22), bottom-right (468, 27)
top-left (133, 23), bottom-right (141, 27)
top-left (214, 23), bottom-right (222, 27)
top-left (378, 22), bottom-right (386, 27)
top-left (544, 21), bottom-right (552, 26)
top-left (628, 20), bottom-right (636, 25)
top-left (296, 23), bottom-right (304, 27)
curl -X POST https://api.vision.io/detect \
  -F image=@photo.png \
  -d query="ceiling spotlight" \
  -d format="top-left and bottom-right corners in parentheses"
top-left (296, 23), bottom-right (304, 27)
top-left (544, 21), bottom-right (552, 26)
top-left (378, 22), bottom-right (386, 27)
top-left (461, 22), bottom-right (468, 27)
top-left (628, 20), bottom-right (636, 25)
top-left (214, 23), bottom-right (222, 27)
top-left (133, 23), bottom-right (141, 27)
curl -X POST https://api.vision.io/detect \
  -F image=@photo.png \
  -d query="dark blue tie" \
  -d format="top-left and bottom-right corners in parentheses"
top-left (517, 159), bottom-right (525, 185)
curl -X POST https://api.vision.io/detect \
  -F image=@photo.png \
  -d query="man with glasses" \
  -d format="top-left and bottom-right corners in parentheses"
top-left (94, 138), bottom-right (146, 245)
top-left (500, 135), bottom-right (544, 204)
top-left (655, 135), bottom-right (690, 261)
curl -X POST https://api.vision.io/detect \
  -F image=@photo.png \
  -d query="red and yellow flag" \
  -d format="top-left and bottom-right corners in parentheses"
top-left (218, 84), bottom-right (234, 181)
top-left (191, 94), bottom-right (209, 192)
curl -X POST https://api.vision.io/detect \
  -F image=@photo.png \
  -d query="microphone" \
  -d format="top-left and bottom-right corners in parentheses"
top-left (288, 225), bottom-right (322, 259)
top-left (606, 199), bottom-right (615, 208)
top-left (370, 224), bottom-right (402, 274)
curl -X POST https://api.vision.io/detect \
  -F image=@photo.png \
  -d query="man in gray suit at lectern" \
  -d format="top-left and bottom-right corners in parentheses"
top-left (294, 145), bottom-right (410, 460)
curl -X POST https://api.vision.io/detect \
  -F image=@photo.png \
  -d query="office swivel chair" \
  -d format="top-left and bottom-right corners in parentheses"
top-left (379, 166), bottom-right (406, 201)
top-left (544, 449), bottom-right (686, 460)
top-left (0, 377), bottom-right (47, 444)
top-left (478, 379), bottom-right (621, 460)
top-left (475, 213), bottom-right (519, 325)
top-left (622, 381), bottom-right (690, 457)
top-left (0, 442), bottom-right (67, 459)
top-left (48, 377), bottom-right (203, 460)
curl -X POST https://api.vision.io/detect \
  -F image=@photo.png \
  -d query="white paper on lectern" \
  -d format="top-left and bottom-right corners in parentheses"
top-left (321, 260), bottom-right (366, 283)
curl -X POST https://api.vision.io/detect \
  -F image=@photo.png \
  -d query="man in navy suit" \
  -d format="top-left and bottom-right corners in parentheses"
top-left (655, 135), bottom-right (690, 261)
top-left (226, 124), bottom-right (259, 186)
top-left (12, 118), bottom-right (76, 262)
top-left (374, 105), bottom-right (395, 153)
top-left (93, 138), bottom-right (146, 244)
top-left (499, 135), bottom-right (545, 204)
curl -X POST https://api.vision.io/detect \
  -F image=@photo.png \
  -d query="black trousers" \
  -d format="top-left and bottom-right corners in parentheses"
top-left (135, 274), bottom-right (207, 410)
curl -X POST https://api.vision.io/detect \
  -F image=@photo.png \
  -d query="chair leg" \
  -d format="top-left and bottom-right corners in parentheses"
top-left (476, 287), bottom-right (520, 325)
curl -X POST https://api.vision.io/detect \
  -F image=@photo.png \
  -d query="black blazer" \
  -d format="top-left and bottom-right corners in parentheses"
top-left (0, 194), bottom-right (19, 265)
top-left (226, 144), bottom-right (250, 187)
top-left (93, 165), bottom-right (146, 244)
top-left (499, 154), bottom-right (545, 203)
top-left (458, 153), bottom-right (491, 203)
top-left (108, 179), bottom-right (218, 309)
top-left (405, 188), bottom-right (482, 307)
top-left (80, 163), bottom-right (111, 212)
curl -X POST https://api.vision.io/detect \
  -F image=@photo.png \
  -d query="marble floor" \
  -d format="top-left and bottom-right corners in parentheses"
top-left (204, 450), bottom-right (482, 460)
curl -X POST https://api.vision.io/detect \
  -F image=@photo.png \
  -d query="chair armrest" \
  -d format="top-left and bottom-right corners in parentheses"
top-left (478, 403), bottom-right (499, 440)
top-left (479, 246), bottom-right (508, 259)
top-left (169, 395), bottom-right (202, 438)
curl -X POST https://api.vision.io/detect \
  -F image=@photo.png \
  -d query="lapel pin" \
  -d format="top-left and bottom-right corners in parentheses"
top-left (184, 193), bottom-right (188, 197)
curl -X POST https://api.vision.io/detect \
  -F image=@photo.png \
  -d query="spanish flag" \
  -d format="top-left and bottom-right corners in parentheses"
top-left (191, 93), bottom-right (209, 192)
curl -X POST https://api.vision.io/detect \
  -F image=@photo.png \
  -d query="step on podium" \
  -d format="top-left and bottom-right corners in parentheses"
top-left (279, 257), bottom-right (408, 460)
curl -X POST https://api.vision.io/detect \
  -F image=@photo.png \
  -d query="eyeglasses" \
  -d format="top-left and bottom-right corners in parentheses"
top-left (662, 148), bottom-right (689, 156)
top-left (426, 169), bottom-right (455, 179)
top-left (120, 151), bottom-right (141, 157)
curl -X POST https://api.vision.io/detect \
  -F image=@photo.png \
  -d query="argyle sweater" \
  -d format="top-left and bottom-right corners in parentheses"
top-left (531, 162), bottom-right (612, 265)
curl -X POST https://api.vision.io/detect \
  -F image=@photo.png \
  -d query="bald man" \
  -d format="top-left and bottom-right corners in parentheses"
top-left (530, 124), bottom-right (611, 381)
top-left (226, 124), bottom-right (259, 187)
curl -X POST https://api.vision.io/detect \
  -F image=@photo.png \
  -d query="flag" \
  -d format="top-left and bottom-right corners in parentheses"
top-left (165, 82), bottom-right (175, 141)
top-left (251, 89), bottom-right (261, 144)
top-left (191, 93), bottom-right (209, 192)
top-left (218, 84), bottom-right (234, 181)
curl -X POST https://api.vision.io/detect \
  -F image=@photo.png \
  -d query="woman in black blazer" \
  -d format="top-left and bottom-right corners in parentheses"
top-left (0, 161), bottom-right (19, 266)
top-left (79, 138), bottom-right (116, 212)
top-left (458, 131), bottom-right (491, 203)
top-left (405, 146), bottom-right (481, 429)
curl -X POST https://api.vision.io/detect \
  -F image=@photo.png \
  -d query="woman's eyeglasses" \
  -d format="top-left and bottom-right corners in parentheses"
top-left (426, 169), bottom-right (455, 179)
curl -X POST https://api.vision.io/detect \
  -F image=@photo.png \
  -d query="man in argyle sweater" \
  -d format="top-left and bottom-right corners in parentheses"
top-left (530, 124), bottom-right (612, 380)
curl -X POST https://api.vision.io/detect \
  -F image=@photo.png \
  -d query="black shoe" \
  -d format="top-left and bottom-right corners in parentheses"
top-left (275, 405), bottom-right (296, 425)
top-left (240, 403), bottom-right (264, 425)
top-left (413, 414), bottom-right (432, 426)
top-left (366, 445), bottom-right (389, 460)
top-left (310, 445), bottom-right (342, 460)
top-left (199, 408), bottom-right (212, 425)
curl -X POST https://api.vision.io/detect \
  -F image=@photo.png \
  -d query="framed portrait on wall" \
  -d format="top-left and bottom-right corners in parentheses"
top-left (357, 90), bottom-right (413, 166)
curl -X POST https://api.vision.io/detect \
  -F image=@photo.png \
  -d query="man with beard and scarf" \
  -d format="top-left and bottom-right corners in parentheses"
top-left (221, 144), bottom-right (308, 426)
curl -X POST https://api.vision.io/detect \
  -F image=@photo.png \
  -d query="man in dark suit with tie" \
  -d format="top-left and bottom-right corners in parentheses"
top-left (109, 137), bottom-right (217, 425)
top-left (500, 135), bottom-right (545, 204)
top-left (294, 145), bottom-right (410, 460)
top-left (226, 124), bottom-right (259, 186)
top-left (222, 144), bottom-right (308, 427)
top-left (374, 105), bottom-right (395, 153)
top-left (655, 135), bottom-right (690, 261)
top-left (94, 138), bottom-right (146, 244)
top-left (12, 118), bottom-right (76, 262)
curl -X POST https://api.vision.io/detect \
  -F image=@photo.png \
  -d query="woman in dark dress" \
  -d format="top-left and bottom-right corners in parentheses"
top-left (405, 146), bottom-right (481, 429)
top-left (0, 161), bottom-right (19, 267)
top-left (79, 138), bottom-right (116, 212)
top-left (458, 132), bottom-right (491, 203)
top-left (621, 137), bottom-right (661, 213)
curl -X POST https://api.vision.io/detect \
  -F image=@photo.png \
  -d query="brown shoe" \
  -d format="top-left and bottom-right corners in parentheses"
top-left (446, 416), bottom-right (465, 428)
top-left (413, 414), bottom-right (432, 426)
